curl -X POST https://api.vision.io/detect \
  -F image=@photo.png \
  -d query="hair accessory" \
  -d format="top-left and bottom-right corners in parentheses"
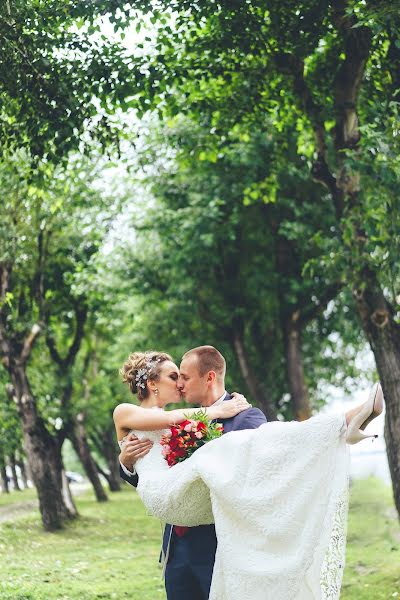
top-left (135, 357), bottom-right (162, 390)
top-left (135, 367), bottom-right (148, 389)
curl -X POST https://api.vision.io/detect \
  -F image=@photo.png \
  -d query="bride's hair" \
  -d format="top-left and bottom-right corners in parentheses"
top-left (120, 351), bottom-right (173, 401)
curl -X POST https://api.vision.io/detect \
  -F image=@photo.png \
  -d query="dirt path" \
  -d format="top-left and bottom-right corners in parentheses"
top-left (0, 484), bottom-right (90, 523)
top-left (0, 499), bottom-right (38, 522)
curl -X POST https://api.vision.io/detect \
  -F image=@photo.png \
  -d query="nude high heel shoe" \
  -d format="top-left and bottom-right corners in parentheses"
top-left (346, 382), bottom-right (384, 445)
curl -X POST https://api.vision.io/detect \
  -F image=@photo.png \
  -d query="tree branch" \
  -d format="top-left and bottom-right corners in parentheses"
top-left (46, 302), bottom-right (88, 368)
top-left (332, 1), bottom-right (372, 153)
top-left (298, 282), bottom-right (343, 327)
top-left (0, 322), bottom-right (10, 368)
top-left (94, 460), bottom-right (110, 480)
top-left (45, 331), bottom-right (63, 365)
top-left (19, 323), bottom-right (42, 364)
top-left (386, 27), bottom-right (400, 97)
top-left (65, 303), bottom-right (88, 367)
top-left (89, 433), bottom-right (104, 457)
top-left (273, 51), bottom-right (342, 217)
top-left (0, 263), bottom-right (11, 302)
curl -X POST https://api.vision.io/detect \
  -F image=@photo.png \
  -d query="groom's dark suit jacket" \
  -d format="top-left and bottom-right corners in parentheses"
top-left (119, 393), bottom-right (267, 566)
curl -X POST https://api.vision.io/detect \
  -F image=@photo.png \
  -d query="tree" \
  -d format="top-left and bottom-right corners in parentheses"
top-left (0, 151), bottom-right (118, 527)
top-left (110, 118), bottom-right (365, 421)
top-left (118, 0), bottom-right (400, 516)
top-left (0, 371), bottom-right (23, 493)
top-left (0, 1), bottom-right (137, 159)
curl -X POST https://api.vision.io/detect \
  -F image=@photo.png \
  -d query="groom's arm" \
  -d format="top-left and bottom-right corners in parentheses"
top-left (120, 463), bottom-right (139, 488)
top-left (232, 406), bottom-right (267, 431)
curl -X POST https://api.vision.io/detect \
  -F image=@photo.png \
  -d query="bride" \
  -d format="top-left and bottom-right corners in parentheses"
top-left (114, 349), bottom-right (383, 600)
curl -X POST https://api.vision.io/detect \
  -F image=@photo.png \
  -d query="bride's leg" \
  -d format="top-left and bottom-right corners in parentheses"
top-left (345, 383), bottom-right (384, 444)
top-left (344, 383), bottom-right (383, 427)
top-left (344, 403), bottom-right (365, 426)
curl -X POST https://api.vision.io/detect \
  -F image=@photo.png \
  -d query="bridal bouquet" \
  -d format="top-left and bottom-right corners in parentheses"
top-left (160, 410), bottom-right (224, 467)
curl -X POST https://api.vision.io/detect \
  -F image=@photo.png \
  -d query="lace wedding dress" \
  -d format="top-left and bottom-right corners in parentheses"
top-left (124, 409), bottom-right (349, 600)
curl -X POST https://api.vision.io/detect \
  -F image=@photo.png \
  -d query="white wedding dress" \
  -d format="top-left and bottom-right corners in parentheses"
top-left (125, 409), bottom-right (349, 600)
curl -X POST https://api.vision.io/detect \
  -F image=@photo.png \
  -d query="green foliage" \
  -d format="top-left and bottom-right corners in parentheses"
top-left (87, 116), bottom-right (368, 421)
top-left (0, 150), bottom-right (121, 434)
top-left (1, 0), bottom-right (398, 486)
top-left (120, 0), bottom-right (400, 300)
top-left (0, 372), bottom-right (22, 463)
top-left (0, 1), bottom-right (139, 159)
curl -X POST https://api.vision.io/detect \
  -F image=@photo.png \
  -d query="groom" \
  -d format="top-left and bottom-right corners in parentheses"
top-left (119, 345), bottom-right (267, 600)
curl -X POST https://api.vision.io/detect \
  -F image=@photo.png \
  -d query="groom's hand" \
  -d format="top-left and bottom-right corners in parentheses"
top-left (119, 433), bottom-right (153, 472)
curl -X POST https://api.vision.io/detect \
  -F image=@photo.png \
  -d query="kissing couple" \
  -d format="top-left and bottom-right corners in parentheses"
top-left (115, 345), bottom-right (383, 600)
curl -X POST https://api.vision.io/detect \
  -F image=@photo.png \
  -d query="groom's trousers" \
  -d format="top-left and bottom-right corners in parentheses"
top-left (165, 525), bottom-right (217, 600)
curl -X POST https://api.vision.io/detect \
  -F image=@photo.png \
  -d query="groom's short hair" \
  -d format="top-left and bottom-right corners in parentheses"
top-left (182, 345), bottom-right (226, 379)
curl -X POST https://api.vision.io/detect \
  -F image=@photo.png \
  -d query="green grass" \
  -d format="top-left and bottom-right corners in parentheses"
top-left (0, 485), bottom-right (166, 600)
top-left (0, 478), bottom-right (399, 599)
top-left (342, 478), bottom-right (400, 599)
top-left (0, 487), bottom-right (37, 507)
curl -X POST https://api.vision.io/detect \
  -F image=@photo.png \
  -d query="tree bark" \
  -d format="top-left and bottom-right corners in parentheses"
top-left (61, 468), bottom-right (79, 518)
top-left (16, 454), bottom-right (28, 489)
top-left (24, 454), bottom-right (34, 486)
top-left (233, 331), bottom-right (278, 421)
top-left (8, 452), bottom-right (21, 491)
top-left (292, 0), bottom-right (400, 516)
top-left (70, 414), bottom-right (108, 502)
top-left (284, 312), bottom-right (311, 421)
top-left (90, 426), bottom-right (121, 492)
top-left (329, 10), bottom-right (400, 516)
top-left (6, 373), bottom-right (71, 530)
top-left (274, 234), bottom-right (312, 421)
top-left (0, 264), bottom-right (79, 528)
top-left (352, 272), bottom-right (400, 517)
top-left (0, 463), bottom-right (9, 493)
top-left (91, 426), bottom-right (121, 492)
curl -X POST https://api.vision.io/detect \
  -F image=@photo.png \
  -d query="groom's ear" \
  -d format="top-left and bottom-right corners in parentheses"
top-left (206, 370), bottom-right (216, 384)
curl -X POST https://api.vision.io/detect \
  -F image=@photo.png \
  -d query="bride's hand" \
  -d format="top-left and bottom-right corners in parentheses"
top-left (210, 395), bottom-right (251, 420)
top-left (231, 392), bottom-right (249, 404)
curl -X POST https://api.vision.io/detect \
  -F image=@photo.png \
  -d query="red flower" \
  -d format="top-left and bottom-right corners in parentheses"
top-left (162, 412), bottom-right (223, 467)
top-left (169, 438), bottom-right (179, 450)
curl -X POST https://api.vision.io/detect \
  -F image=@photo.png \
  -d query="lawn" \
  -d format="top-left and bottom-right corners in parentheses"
top-left (0, 484), bottom-right (165, 600)
top-left (342, 478), bottom-right (400, 599)
top-left (0, 478), bottom-right (399, 599)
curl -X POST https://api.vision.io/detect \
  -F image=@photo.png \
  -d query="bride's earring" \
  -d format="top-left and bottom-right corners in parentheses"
top-left (154, 388), bottom-right (159, 396)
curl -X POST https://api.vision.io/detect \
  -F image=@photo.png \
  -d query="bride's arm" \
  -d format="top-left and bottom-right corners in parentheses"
top-left (114, 399), bottom-right (250, 433)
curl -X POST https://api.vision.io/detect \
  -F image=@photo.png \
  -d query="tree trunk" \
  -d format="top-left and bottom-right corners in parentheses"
top-left (329, 16), bottom-right (400, 516)
top-left (284, 312), bottom-right (311, 421)
top-left (9, 452), bottom-right (21, 491)
top-left (7, 369), bottom-right (72, 531)
top-left (104, 456), bottom-right (121, 493)
top-left (24, 454), bottom-right (34, 486)
top-left (352, 274), bottom-right (400, 517)
top-left (61, 468), bottom-right (79, 518)
top-left (91, 426), bottom-right (121, 492)
top-left (281, 5), bottom-right (400, 516)
top-left (22, 424), bottom-right (69, 529)
top-left (233, 331), bottom-right (278, 421)
top-left (16, 454), bottom-right (28, 489)
top-left (70, 415), bottom-right (108, 502)
top-left (0, 464), bottom-right (9, 493)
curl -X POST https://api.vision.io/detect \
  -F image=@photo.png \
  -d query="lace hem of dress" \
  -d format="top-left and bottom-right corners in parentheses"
top-left (320, 485), bottom-right (349, 600)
